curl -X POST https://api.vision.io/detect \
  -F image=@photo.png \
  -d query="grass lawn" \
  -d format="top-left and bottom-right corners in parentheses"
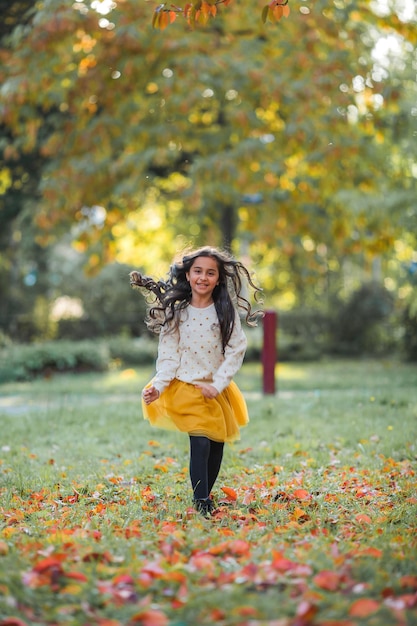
top-left (0, 358), bottom-right (416, 625)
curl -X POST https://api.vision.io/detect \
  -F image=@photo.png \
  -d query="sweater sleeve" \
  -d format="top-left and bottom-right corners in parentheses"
top-left (152, 323), bottom-right (180, 393)
top-left (212, 313), bottom-right (247, 393)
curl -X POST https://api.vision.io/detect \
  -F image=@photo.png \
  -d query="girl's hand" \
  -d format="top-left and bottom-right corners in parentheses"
top-left (196, 383), bottom-right (219, 399)
top-left (142, 386), bottom-right (160, 404)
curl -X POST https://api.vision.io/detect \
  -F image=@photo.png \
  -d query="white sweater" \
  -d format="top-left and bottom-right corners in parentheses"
top-left (152, 303), bottom-right (247, 394)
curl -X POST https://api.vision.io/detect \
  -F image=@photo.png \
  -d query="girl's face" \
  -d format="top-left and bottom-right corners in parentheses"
top-left (186, 256), bottom-right (220, 303)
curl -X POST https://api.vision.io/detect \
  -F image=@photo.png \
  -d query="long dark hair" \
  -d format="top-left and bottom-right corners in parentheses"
top-left (130, 246), bottom-right (263, 353)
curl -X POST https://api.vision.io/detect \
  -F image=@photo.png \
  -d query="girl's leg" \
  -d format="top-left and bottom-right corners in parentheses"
top-left (207, 440), bottom-right (224, 495)
top-left (189, 435), bottom-right (210, 500)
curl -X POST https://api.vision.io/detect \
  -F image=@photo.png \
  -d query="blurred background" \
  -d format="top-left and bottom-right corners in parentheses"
top-left (0, 0), bottom-right (416, 378)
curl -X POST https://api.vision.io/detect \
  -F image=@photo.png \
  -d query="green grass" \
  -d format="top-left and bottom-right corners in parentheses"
top-left (0, 358), bottom-right (416, 625)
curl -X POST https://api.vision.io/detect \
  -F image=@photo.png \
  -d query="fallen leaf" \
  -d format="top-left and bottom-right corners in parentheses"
top-left (313, 570), bottom-right (341, 591)
top-left (130, 609), bottom-right (169, 625)
top-left (348, 598), bottom-right (380, 617)
top-left (221, 486), bottom-right (237, 501)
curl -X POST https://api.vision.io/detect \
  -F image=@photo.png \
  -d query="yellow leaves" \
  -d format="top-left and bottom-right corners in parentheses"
top-left (78, 54), bottom-right (97, 77)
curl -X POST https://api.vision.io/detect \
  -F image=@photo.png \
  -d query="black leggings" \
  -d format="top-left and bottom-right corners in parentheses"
top-left (189, 435), bottom-right (224, 500)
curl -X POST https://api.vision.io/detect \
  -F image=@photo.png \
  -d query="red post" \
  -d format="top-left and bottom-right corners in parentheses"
top-left (262, 310), bottom-right (277, 394)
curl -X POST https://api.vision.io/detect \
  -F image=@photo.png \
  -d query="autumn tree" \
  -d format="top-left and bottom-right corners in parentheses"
top-left (0, 0), bottom-right (416, 325)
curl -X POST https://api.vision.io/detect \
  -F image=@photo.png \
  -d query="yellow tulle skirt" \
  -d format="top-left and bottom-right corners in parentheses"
top-left (142, 379), bottom-right (249, 443)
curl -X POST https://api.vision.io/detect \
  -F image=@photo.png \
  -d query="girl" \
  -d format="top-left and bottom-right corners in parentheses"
top-left (130, 246), bottom-right (262, 516)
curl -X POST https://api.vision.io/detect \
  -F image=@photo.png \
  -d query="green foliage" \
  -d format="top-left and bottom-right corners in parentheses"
top-left (106, 335), bottom-right (157, 366)
top-left (329, 281), bottom-right (396, 356)
top-left (278, 309), bottom-right (330, 361)
top-left (0, 335), bottom-right (159, 383)
top-left (403, 291), bottom-right (417, 361)
top-left (0, 340), bottom-right (110, 383)
top-left (52, 261), bottom-right (148, 341)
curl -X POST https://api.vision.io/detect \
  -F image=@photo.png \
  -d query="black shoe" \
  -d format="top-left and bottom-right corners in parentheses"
top-left (193, 497), bottom-right (214, 517)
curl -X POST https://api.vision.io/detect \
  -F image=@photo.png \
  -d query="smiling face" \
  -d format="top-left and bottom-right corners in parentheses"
top-left (186, 255), bottom-right (220, 306)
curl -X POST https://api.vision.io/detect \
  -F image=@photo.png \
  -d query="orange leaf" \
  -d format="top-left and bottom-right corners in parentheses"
top-left (401, 575), bottom-right (417, 589)
top-left (272, 4), bottom-right (284, 20)
top-left (221, 486), bottom-right (237, 501)
top-left (158, 11), bottom-right (170, 30)
top-left (130, 610), bottom-right (169, 626)
top-left (355, 513), bottom-right (372, 525)
top-left (293, 489), bottom-right (311, 501)
top-left (292, 506), bottom-right (309, 521)
top-left (357, 547), bottom-right (382, 558)
top-left (271, 551), bottom-right (297, 572)
top-left (349, 598), bottom-right (380, 617)
top-left (313, 570), bottom-right (341, 591)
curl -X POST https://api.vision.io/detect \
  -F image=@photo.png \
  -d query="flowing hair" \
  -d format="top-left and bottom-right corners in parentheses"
top-left (130, 246), bottom-right (263, 353)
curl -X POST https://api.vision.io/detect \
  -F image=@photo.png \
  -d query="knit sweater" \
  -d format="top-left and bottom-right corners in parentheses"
top-left (152, 303), bottom-right (247, 394)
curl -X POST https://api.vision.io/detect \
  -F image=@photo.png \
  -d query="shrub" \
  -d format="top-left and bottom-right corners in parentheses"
top-left (106, 335), bottom-right (157, 366)
top-left (0, 340), bottom-right (109, 383)
top-left (403, 293), bottom-right (417, 361)
top-left (278, 309), bottom-right (330, 361)
top-left (329, 281), bottom-right (395, 356)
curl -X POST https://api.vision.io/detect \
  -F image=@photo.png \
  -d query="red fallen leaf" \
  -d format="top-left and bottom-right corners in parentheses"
top-left (348, 598), bottom-right (380, 617)
top-left (0, 619), bottom-right (29, 626)
top-left (65, 571), bottom-right (88, 582)
top-left (320, 619), bottom-right (357, 626)
top-left (113, 574), bottom-right (135, 586)
top-left (355, 513), bottom-right (372, 525)
top-left (209, 608), bottom-right (225, 621)
top-left (221, 486), bottom-right (237, 501)
top-left (271, 551), bottom-right (298, 572)
top-left (381, 587), bottom-right (394, 598)
top-left (296, 599), bottom-right (318, 620)
top-left (33, 555), bottom-right (66, 573)
top-left (130, 609), bottom-right (169, 626)
top-left (313, 570), bottom-right (341, 591)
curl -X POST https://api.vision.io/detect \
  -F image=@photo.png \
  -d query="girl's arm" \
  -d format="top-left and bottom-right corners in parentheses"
top-left (212, 313), bottom-right (247, 393)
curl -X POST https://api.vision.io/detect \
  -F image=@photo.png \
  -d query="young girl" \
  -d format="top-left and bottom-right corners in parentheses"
top-left (130, 246), bottom-right (262, 516)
